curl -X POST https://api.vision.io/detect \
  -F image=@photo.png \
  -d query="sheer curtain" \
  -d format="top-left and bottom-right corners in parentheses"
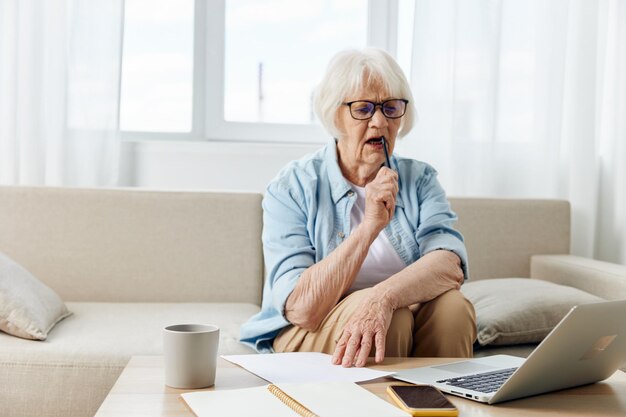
top-left (0, 0), bottom-right (124, 186)
top-left (397, 0), bottom-right (626, 265)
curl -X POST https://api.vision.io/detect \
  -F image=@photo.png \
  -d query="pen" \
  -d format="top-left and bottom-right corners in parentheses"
top-left (382, 136), bottom-right (391, 168)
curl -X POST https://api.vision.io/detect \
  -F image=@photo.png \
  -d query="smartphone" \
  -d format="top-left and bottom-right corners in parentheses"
top-left (386, 385), bottom-right (458, 416)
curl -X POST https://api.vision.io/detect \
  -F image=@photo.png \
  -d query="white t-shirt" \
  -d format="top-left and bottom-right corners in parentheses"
top-left (346, 181), bottom-right (406, 293)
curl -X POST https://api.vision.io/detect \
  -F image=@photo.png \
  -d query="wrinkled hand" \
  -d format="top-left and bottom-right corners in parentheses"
top-left (331, 293), bottom-right (395, 368)
top-left (363, 167), bottom-right (398, 235)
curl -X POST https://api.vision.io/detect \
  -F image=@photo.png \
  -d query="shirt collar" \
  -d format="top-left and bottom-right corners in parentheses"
top-left (324, 138), bottom-right (353, 204)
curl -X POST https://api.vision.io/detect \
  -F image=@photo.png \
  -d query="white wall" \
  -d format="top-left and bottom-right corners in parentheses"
top-left (119, 140), bottom-right (321, 192)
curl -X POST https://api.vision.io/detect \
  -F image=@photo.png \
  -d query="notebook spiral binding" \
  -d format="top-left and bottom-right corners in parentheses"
top-left (267, 384), bottom-right (319, 417)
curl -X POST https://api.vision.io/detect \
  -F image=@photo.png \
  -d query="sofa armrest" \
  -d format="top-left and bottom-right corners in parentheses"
top-left (530, 255), bottom-right (626, 300)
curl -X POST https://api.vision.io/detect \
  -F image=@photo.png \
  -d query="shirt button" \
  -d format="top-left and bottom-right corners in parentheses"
top-left (338, 232), bottom-right (345, 239)
top-left (347, 190), bottom-right (354, 197)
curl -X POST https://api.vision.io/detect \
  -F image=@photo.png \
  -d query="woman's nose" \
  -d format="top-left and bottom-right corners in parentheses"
top-left (369, 107), bottom-right (389, 128)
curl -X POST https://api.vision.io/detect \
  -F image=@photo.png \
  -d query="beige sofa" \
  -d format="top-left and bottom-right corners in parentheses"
top-left (1, 186), bottom-right (625, 417)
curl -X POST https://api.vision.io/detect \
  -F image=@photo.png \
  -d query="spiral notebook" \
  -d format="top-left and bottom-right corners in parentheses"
top-left (180, 381), bottom-right (409, 417)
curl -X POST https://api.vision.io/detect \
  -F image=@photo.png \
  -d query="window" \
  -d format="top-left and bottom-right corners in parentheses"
top-left (120, 0), bottom-right (402, 143)
top-left (224, 0), bottom-right (366, 125)
top-left (120, 0), bottom-right (194, 132)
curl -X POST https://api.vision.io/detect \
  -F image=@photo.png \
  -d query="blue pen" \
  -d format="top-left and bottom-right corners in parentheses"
top-left (382, 136), bottom-right (391, 168)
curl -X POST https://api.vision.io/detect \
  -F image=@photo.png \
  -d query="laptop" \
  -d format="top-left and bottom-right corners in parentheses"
top-left (392, 299), bottom-right (626, 404)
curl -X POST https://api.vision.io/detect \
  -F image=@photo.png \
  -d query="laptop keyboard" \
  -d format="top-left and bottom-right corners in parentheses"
top-left (436, 367), bottom-right (518, 393)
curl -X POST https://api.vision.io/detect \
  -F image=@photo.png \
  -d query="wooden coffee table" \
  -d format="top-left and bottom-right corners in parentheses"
top-left (94, 356), bottom-right (626, 416)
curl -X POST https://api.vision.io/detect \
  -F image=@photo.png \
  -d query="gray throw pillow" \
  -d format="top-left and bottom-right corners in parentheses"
top-left (461, 278), bottom-right (603, 346)
top-left (0, 251), bottom-right (72, 340)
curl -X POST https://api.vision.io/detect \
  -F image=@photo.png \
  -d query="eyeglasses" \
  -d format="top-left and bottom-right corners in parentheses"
top-left (342, 99), bottom-right (408, 120)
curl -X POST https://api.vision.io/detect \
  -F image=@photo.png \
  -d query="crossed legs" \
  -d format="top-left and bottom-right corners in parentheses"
top-left (273, 288), bottom-right (476, 358)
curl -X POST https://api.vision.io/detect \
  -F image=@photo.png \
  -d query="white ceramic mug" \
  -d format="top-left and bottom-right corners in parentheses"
top-left (163, 324), bottom-right (220, 389)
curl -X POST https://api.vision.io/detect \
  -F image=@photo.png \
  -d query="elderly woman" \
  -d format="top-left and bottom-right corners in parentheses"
top-left (240, 48), bottom-right (476, 367)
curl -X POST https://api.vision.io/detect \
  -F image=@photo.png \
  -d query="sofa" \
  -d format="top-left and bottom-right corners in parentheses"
top-left (1, 186), bottom-right (625, 417)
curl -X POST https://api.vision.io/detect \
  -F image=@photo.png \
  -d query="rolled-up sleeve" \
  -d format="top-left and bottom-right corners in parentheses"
top-left (415, 167), bottom-right (469, 280)
top-left (262, 181), bottom-right (316, 318)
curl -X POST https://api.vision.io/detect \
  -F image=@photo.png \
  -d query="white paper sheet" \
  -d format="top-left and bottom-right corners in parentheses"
top-left (278, 382), bottom-right (410, 417)
top-left (181, 386), bottom-right (300, 417)
top-left (181, 382), bottom-right (410, 417)
top-left (221, 352), bottom-right (393, 383)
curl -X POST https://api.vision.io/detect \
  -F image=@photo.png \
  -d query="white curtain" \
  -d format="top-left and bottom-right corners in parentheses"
top-left (397, 0), bottom-right (626, 265)
top-left (0, 0), bottom-right (124, 186)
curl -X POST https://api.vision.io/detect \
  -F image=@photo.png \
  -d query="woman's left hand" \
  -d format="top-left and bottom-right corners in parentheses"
top-left (331, 291), bottom-right (395, 367)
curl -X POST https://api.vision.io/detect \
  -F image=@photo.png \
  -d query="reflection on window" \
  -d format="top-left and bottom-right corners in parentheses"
top-left (224, 0), bottom-right (367, 124)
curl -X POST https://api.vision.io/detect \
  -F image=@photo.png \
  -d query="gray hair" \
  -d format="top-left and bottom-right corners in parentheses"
top-left (313, 48), bottom-right (416, 139)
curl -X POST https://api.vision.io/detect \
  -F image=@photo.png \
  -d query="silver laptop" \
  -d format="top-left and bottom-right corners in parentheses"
top-left (393, 299), bottom-right (626, 404)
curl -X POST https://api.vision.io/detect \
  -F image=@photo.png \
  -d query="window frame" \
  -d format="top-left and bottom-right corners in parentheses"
top-left (120, 0), bottom-right (400, 144)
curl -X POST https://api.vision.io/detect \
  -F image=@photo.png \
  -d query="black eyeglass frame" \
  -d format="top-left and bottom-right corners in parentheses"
top-left (342, 99), bottom-right (409, 120)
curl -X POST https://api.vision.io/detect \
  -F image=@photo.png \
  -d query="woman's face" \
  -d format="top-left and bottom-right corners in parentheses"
top-left (335, 83), bottom-right (403, 184)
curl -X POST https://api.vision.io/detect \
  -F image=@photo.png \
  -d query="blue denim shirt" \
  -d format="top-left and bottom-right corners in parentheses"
top-left (239, 139), bottom-right (468, 353)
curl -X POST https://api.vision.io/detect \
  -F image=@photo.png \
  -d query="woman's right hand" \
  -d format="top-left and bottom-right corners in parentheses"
top-left (362, 167), bottom-right (398, 235)
top-left (331, 288), bottom-right (395, 367)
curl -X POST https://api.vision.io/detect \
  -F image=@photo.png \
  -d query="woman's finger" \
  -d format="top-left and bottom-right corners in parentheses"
top-left (374, 331), bottom-right (386, 363)
top-left (387, 202), bottom-right (395, 220)
top-left (332, 330), bottom-right (350, 365)
top-left (355, 332), bottom-right (374, 367)
top-left (342, 332), bottom-right (362, 367)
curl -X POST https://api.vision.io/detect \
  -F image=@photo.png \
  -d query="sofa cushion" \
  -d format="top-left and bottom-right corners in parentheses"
top-left (0, 301), bottom-right (259, 417)
top-left (0, 301), bottom-right (259, 362)
top-left (473, 343), bottom-right (537, 358)
top-left (461, 278), bottom-right (604, 346)
top-left (0, 251), bottom-right (71, 340)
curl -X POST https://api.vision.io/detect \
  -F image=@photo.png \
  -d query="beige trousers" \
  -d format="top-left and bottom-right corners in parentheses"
top-left (273, 288), bottom-right (477, 358)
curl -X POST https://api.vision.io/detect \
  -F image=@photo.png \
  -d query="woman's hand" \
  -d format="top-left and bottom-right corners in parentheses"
top-left (363, 167), bottom-right (398, 235)
top-left (331, 290), bottom-right (395, 368)
top-left (330, 251), bottom-right (464, 367)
